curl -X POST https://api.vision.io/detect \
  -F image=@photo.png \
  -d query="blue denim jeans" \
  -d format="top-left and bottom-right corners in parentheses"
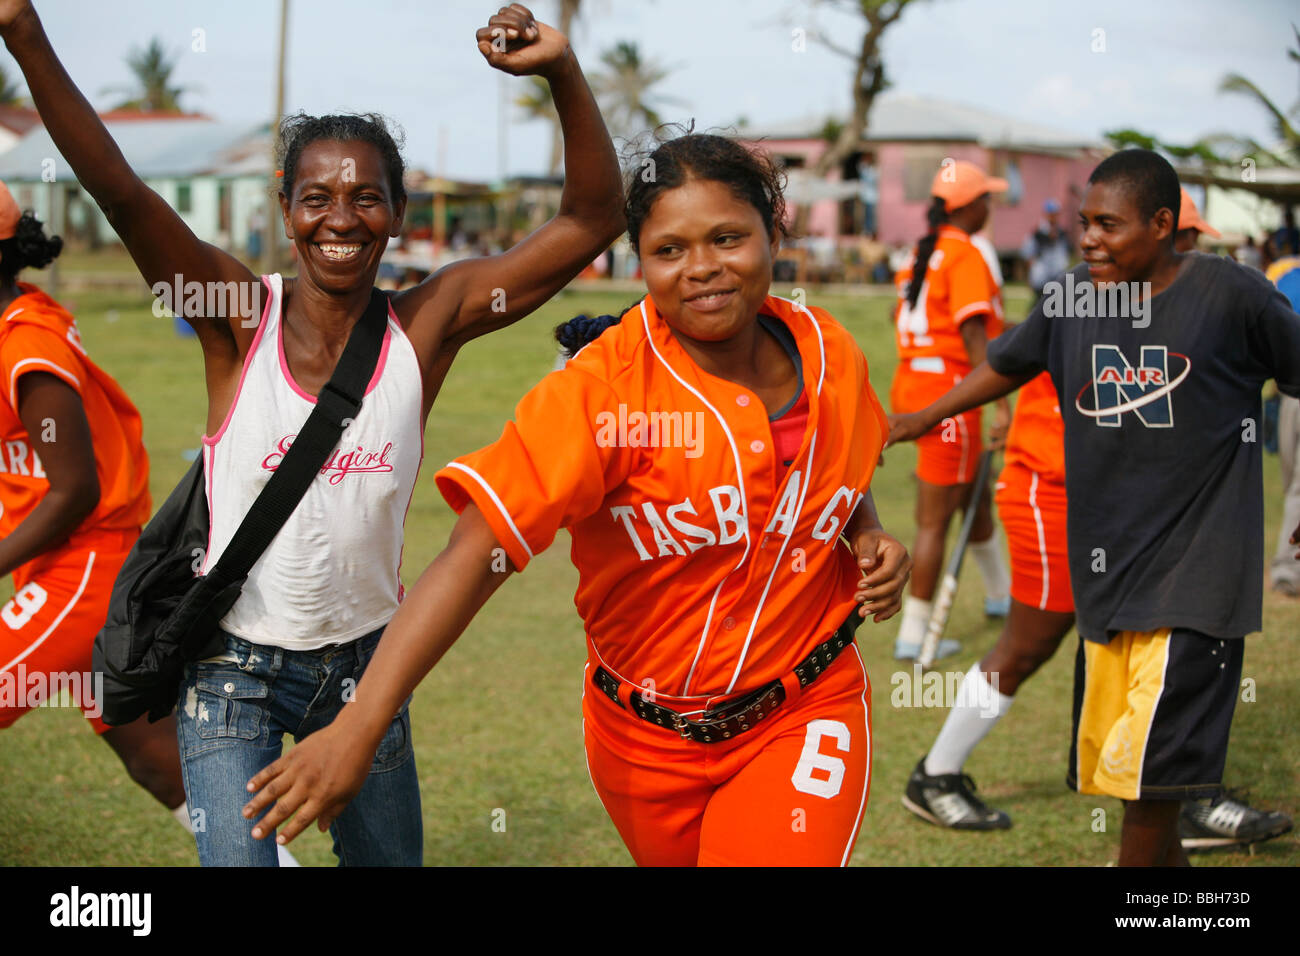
top-left (176, 627), bottom-right (422, 866)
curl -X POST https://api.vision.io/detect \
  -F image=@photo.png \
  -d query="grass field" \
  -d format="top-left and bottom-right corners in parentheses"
top-left (1, 278), bottom-right (1296, 867)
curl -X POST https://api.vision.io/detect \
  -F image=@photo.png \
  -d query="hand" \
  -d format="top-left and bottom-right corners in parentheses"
top-left (885, 412), bottom-right (932, 449)
top-left (476, 4), bottom-right (571, 79)
top-left (242, 718), bottom-right (376, 845)
top-left (850, 527), bottom-right (911, 623)
top-left (0, 0), bottom-right (35, 36)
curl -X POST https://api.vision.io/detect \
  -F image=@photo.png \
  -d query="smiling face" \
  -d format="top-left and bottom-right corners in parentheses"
top-left (637, 177), bottom-right (779, 344)
top-left (1078, 180), bottom-right (1174, 285)
top-left (278, 138), bottom-right (405, 293)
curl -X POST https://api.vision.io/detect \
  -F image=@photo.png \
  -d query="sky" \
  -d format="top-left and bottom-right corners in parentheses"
top-left (6, 0), bottom-right (1297, 181)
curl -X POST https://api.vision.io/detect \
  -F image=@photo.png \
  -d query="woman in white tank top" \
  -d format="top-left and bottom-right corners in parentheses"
top-left (3, 2), bottom-right (623, 865)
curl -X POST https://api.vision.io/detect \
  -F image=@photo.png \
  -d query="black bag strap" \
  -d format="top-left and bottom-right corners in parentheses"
top-left (208, 287), bottom-right (389, 583)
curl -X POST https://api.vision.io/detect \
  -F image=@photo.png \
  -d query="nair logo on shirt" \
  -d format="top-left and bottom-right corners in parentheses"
top-left (261, 434), bottom-right (395, 484)
top-left (1074, 344), bottom-right (1192, 428)
top-left (609, 475), bottom-right (862, 561)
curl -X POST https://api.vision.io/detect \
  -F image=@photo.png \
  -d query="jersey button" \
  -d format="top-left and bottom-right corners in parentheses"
top-left (750, 439), bottom-right (765, 454)
top-left (723, 616), bottom-right (736, 630)
top-left (736, 394), bottom-right (750, 407)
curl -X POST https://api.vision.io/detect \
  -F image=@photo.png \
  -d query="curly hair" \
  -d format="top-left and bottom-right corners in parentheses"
top-left (0, 212), bottom-right (63, 282)
top-left (623, 125), bottom-right (788, 252)
top-left (276, 112), bottom-right (408, 203)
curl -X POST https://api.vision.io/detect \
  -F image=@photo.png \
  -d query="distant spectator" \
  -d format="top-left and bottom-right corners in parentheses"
top-left (1273, 207), bottom-right (1299, 258)
top-left (1236, 234), bottom-right (1262, 271)
top-left (1266, 255), bottom-right (1300, 598)
top-left (1020, 198), bottom-right (1070, 302)
top-left (246, 207), bottom-right (264, 260)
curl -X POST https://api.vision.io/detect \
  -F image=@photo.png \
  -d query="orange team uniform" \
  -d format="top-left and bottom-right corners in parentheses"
top-left (994, 370), bottom-right (1072, 612)
top-left (0, 284), bottom-right (150, 734)
top-left (892, 225), bottom-right (1004, 484)
top-left (436, 293), bottom-right (890, 866)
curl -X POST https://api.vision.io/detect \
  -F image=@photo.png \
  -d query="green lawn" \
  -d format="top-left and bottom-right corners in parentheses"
top-left (0, 279), bottom-right (1295, 866)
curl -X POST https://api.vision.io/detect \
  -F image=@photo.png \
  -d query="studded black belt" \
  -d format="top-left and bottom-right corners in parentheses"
top-left (591, 610), bottom-right (861, 744)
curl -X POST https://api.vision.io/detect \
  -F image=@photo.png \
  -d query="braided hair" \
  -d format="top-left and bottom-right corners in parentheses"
top-left (0, 212), bottom-right (63, 283)
top-left (554, 312), bottom-right (622, 358)
top-left (904, 196), bottom-right (949, 311)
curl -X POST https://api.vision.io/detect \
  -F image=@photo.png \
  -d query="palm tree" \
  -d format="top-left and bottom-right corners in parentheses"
top-left (594, 41), bottom-right (682, 141)
top-left (1218, 24), bottom-right (1300, 166)
top-left (516, 76), bottom-right (562, 173)
top-left (103, 38), bottom-right (196, 112)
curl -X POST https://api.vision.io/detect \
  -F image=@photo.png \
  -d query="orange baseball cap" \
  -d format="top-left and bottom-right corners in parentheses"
top-left (1178, 188), bottom-right (1221, 239)
top-left (931, 160), bottom-right (1008, 213)
top-left (0, 181), bottom-right (19, 240)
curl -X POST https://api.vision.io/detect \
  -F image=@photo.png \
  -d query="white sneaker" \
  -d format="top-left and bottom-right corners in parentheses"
top-left (894, 638), bottom-right (961, 661)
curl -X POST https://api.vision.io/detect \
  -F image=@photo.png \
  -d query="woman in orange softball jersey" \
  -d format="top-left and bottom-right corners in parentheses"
top-left (242, 133), bottom-right (912, 867)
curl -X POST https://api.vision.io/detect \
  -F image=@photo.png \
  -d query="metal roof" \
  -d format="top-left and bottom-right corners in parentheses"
top-left (747, 91), bottom-right (1106, 152)
top-left (0, 116), bottom-right (269, 181)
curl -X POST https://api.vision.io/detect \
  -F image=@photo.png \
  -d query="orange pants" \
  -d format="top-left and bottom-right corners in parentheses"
top-left (582, 645), bottom-right (871, 867)
top-left (891, 364), bottom-right (983, 485)
top-left (994, 462), bottom-right (1073, 613)
top-left (0, 529), bottom-right (137, 735)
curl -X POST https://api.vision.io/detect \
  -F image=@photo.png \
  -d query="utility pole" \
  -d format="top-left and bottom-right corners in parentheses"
top-left (262, 0), bottom-right (289, 276)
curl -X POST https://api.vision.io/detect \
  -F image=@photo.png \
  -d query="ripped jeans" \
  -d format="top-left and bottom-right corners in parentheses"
top-left (175, 627), bottom-right (422, 866)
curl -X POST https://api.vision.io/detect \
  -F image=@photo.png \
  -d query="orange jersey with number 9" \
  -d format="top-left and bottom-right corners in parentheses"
top-left (436, 294), bottom-right (890, 699)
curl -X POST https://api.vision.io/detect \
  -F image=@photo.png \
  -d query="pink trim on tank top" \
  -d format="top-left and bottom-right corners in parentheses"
top-left (277, 300), bottom-right (395, 403)
top-left (202, 274), bottom-right (275, 446)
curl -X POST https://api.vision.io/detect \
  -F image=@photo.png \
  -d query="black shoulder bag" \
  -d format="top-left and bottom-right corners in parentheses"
top-left (92, 289), bottom-right (389, 725)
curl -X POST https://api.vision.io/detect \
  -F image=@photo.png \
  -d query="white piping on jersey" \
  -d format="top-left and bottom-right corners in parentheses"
top-left (1028, 471), bottom-right (1050, 610)
top-left (723, 296), bottom-right (830, 693)
top-left (771, 296), bottom-right (827, 394)
top-left (841, 644), bottom-right (871, 866)
top-left (0, 551), bottom-right (96, 673)
top-left (9, 357), bottom-right (80, 408)
top-left (725, 431), bottom-right (818, 694)
top-left (640, 301), bottom-right (751, 697)
top-left (443, 461), bottom-right (535, 562)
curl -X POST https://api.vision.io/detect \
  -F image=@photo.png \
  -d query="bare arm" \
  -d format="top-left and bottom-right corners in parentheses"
top-left (242, 502), bottom-right (510, 843)
top-left (886, 361), bottom-right (1033, 448)
top-left (395, 6), bottom-right (623, 360)
top-left (0, 2), bottom-right (258, 357)
top-left (0, 373), bottom-right (99, 577)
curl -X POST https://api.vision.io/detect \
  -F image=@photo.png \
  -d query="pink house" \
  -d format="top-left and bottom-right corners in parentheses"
top-left (741, 92), bottom-right (1109, 265)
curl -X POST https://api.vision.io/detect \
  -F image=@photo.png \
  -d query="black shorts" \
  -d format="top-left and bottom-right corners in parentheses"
top-left (1067, 628), bottom-right (1242, 801)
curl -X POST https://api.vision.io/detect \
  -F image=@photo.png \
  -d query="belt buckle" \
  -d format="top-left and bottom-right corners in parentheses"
top-left (671, 712), bottom-right (694, 740)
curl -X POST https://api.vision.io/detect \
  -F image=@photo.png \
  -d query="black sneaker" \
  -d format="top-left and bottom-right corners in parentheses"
top-left (1179, 790), bottom-right (1294, 850)
top-left (901, 757), bottom-right (1012, 830)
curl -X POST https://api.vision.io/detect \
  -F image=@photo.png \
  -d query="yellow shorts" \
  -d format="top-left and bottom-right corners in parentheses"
top-left (1067, 628), bottom-right (1242, 801)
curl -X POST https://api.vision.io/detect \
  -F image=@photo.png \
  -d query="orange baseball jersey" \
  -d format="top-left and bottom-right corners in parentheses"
top-left (894, 225), bottom-right (1005, 367)
top-left (0, 284), bottom-right (151, 547)
top-left (1002, 370), bottom-right (1064, 484)
top-left (436, 294), bottom-right (890, 698)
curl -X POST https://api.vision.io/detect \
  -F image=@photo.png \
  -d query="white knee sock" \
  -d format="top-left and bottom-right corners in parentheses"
top-left (969, 529), bottom-right (1010, 602)
top-left (170, 800), bottom-right (301, 866)
top-left (896, 596), bottom-right (932, 647)
top-left (924, 665), bottom-right (1015, 776)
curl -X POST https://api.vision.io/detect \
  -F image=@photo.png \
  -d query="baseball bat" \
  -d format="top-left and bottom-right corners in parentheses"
top-left (918, 449), bottom-right (995, 669)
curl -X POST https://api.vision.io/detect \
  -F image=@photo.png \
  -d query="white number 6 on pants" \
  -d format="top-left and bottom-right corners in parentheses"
top-left (790, 719), bottom-right (851, 798)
